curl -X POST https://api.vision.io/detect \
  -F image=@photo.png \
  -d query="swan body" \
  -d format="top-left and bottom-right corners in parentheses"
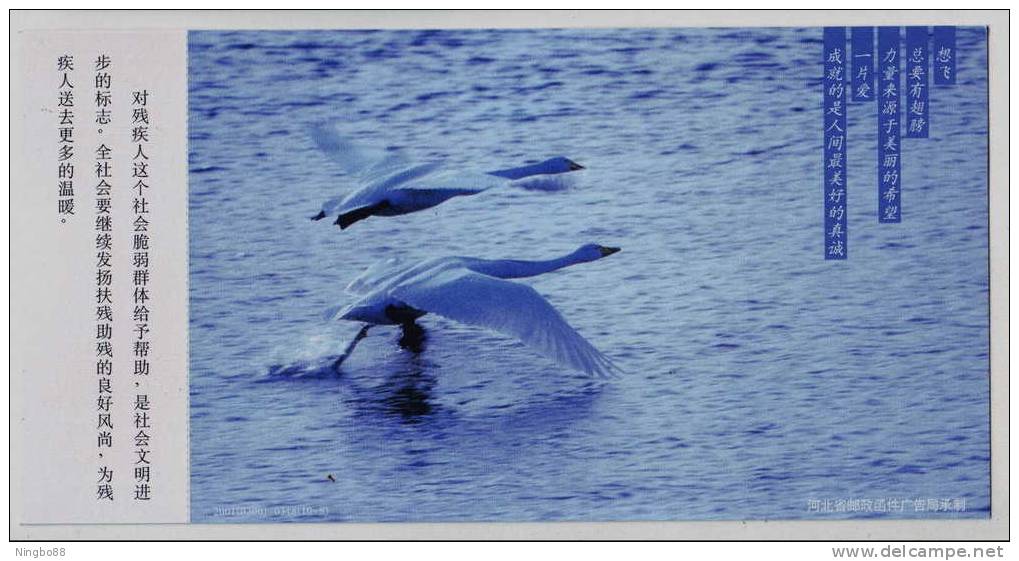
top-left (327, 244), bottom-right (623, 377)
top-left (309, 124), bottom-right (584, 229)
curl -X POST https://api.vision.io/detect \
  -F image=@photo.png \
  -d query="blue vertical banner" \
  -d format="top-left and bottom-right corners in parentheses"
top-left (904, 26), bottom-right (929, 138)
top-left (823, 27), bottom-right (847, 259)
top-left (851, 27), bottom-right (875, 102)
top-left (932, 26), bottom-right (957, 85)
top-left (878, 27), bottom-right (902, 223)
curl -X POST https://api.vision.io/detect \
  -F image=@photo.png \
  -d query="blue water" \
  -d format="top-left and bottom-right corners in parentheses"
top-left (188, 27), bottom-right (990, 522)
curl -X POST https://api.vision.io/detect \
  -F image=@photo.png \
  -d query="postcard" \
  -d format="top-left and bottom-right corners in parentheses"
top-left (9, 10), bottom-right (1008, 541)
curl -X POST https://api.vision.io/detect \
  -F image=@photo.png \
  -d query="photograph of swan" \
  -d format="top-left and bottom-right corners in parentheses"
top-left (326, 244), bottom-right (623, 377)
top-left (308, 123), bottom-right (584, 229)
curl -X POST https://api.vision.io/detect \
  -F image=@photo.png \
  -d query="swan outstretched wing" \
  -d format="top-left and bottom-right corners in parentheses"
top-left (392, 269), bottom-right (621, 378)
top-left (345, 257), bottom-right (407, 295)
top-left (309, 123), bottom-right (410, 178)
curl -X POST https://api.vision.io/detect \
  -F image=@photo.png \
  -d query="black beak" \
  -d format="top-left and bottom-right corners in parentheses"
top-left (599, 246), bottom-right (621, 256)
top-left (311, 210), bottom-right (327, 221)
top-left (569, 161), bottom-right (585, 171)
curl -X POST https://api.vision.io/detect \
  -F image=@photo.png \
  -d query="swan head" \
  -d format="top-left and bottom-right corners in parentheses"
top-left (574, 243), bottom-right (621, 262)
top-left (539, 156), bottom-right (585, 174)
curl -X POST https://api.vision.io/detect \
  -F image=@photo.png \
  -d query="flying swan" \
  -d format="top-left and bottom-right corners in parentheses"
top-left (326, 243), bottom-right (623, 378)
top-left (308, 123), bottom-right (585, 229)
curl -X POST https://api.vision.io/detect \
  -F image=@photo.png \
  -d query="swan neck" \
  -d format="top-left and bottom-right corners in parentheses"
top-left (490, 250), bottom-right (588, 279)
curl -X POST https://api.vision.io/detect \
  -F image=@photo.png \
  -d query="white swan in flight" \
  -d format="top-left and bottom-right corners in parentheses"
top-left (326, 243), bottom-right (623, 378)
top-left (308, 123), bottom-right (585, 229)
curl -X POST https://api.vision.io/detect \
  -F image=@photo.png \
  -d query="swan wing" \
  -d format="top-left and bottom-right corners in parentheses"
top-left (309, 123), bottom-right (410, 178)
top-left (392, 269), bottom-right (621, 378)
top-left (334, 161), bottom-right (448, 214)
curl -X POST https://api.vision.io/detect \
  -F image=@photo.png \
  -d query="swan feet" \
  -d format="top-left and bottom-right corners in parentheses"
top-left (335, 200), bottom-right (392, 229)
top-left (398, 321), bottom-right (427, 353)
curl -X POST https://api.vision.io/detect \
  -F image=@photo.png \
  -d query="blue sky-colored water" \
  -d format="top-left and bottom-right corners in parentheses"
top-left (188, 27), bottom-right (989, 523)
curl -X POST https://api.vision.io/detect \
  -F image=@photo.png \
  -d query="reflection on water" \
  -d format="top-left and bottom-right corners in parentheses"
top-left (189, 27), bottom-right (990, 522)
